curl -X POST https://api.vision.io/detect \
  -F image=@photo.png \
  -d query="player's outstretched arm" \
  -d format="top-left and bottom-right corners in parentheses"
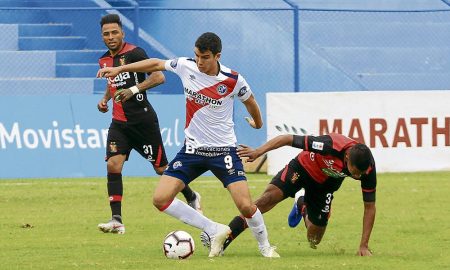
top-left (97, 58), bottom-right (167, 78)
top-left (242, 94), bottom-right (263, 129)
top-left (238, 135), bottom-right (294, 162)
top-left (357, 201), bottom-right (376, 256)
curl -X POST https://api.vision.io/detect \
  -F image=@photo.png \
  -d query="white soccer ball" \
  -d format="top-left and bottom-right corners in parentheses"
top-left (163, 230), bottom-right (195, 259)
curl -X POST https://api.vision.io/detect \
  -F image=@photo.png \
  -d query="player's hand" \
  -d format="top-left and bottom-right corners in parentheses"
top-left (237, 144), bottom-right (261, 162)
top-left (245, 117), bottom-right (257, 129)
top-left (97, 98), bottom-right (109, 113)
top-left (97, 67), bottom-right (121, 78)
top-left (356, 246), bottom-right (373, 256)
top-left (113, 88), bottom-right (133, 103)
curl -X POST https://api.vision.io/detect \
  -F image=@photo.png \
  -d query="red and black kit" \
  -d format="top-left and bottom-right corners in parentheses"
top-left (271, 133), bottom-right (376, 226)
top-left (99, 43), bottom-right (167, 167)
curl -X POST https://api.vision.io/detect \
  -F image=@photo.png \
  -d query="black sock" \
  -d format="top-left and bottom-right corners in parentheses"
top-left (223, 216), bottom-right (248, 251)
top-left (181, 185), bottom-right (196, 201)
top-left (107, 173), bottom-right (123, 218)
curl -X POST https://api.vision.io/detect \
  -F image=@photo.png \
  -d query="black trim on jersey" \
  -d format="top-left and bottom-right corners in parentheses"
top-left (292, 135), bottom-right (305, 149)
top-left (187, 58), bottom-right (196, 62)
top-left (220, 70), bottom-right (238, 80)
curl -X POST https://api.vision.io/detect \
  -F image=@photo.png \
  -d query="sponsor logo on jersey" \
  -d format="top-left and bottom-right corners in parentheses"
top-left (189, 74), bottom-right (196, 80)
top-left (108, 72), bottom-right (131, 88)
top-left (227, 168), bottom-right (235, 175)
top-left (238, 171), bottom-right (245, 176)
top-left (217, 84), bottom-right (228, 95)
top-left (173, 161), bottom-right (182, 169)
top-left (312, 141), bottom-right (324, 151)
top-left (321, 168), bottom-right (347, 178)
top-left (237, 86), bottom-right (247, 97)
top-left (184, 88), bottom-right (223, 106)
top-left (170, 58), bottom-right (179, 69)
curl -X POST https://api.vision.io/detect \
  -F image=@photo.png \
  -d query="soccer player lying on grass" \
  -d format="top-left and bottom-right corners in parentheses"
top-left (202, 133), bottom-right (376, 256)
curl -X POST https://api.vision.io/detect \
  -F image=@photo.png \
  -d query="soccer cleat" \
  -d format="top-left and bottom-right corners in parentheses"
top-left (187, 191), bottom-right (203, 215)
top-left (200, 231), bottom-right (211, 249)
top-left (288, 188), bottom-right (305, 228)
top-left (259, 245), bottom-right (281, 258)
top-left (208, 224), bottom-right (231, 257)
top-left (98, 217), bottom-right (125, 234)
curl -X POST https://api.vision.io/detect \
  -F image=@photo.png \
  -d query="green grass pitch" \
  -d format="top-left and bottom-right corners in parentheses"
top-left (1, 172), bottom-right (449, 269)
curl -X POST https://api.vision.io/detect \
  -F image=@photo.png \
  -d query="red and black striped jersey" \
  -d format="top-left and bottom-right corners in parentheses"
top-left (99, 43), bottom-right (153, 124)
top-left (292, 133), bottom-right (377, 202)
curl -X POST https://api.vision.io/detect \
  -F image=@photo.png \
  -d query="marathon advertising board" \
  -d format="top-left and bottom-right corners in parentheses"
top-left (266, 91), bottom-right (450, 175)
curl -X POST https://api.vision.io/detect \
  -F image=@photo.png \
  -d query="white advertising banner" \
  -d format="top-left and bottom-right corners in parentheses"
top-left (266, 91), bottom-right (450, 174)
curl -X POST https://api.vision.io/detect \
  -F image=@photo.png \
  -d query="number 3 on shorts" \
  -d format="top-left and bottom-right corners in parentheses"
top-left (224, 155), bottom-right (233, 169)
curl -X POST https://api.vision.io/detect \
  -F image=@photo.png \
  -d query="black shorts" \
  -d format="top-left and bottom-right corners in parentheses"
top-left (270, 158), bottom-right (344, 226)
top-left (106, 118), bottom-right (168, 168)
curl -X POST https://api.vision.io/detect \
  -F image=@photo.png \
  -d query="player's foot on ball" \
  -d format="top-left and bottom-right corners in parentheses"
top-left (98, 216), bottom-right (125, 234)
top-left (208, 224), bottom-right (230, 257)
top-left (187, 191), bottom-right (203, 215)
top-left (259, 245), bottom-right (280, 258)
top-left (288, 188), bottom-right (305, 228)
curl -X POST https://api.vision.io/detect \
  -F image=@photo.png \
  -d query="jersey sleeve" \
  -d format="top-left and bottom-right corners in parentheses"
top-left (130, 47), bottom-right (149, 62)
top-left (234, 74), bottom-right (252, 102)
top-left (292, 134), bottom-right (340, 156)
top-left (164, 57), bottom-right (186, 74)
top-left (360, 162), bottom-right (377, 202)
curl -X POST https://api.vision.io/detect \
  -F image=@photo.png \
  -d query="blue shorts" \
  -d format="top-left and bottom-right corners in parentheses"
top-left (163, 145), bottom-right (246, 187)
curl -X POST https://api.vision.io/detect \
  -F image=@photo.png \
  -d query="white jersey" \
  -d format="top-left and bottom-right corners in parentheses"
top-left (164, 57), bottom-right (252, 148)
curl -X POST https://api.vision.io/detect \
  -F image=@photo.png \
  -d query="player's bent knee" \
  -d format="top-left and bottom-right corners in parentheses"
top-left (152, 195), bottom-right (166, 210)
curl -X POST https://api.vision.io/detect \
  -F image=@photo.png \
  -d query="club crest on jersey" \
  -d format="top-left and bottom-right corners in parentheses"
top-left (217, 84), bottom-right (228, 95)
top-left (291, 172), bottom-right (299, 183)
top-left (119, 55), bottom-right (127, 66)
top-left (109, 142), bottom-right (117, 153)
top-left (170, 58), bottom-right (179, 68)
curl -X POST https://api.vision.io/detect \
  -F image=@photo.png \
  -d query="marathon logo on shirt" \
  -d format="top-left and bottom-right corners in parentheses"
top-left (184, 88), bottom-right (223, 106)
top-left (107, 72), bottom-right (131, 88)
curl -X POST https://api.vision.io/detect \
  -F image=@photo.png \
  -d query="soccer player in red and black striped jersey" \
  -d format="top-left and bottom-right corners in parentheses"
top-left (96, 14), bottom-right (201, 234)
top-left (211, 133), bottom-right (376, 256)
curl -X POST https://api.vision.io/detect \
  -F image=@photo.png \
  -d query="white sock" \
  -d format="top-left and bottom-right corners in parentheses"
top-left (245, 208), bottom-right (270, 248)
top-left (163, 198), bottom-right (216, 232)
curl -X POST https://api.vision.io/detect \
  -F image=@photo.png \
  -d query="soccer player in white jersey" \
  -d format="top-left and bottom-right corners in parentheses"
top-left (97, 32), bottom-right (279, 258)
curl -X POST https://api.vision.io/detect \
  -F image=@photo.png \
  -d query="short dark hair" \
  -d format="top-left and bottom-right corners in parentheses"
top-left (100, 14), bottom-right (122, 28)
top-left (349, 144), bottom-right (373, 171)
top-left (195, 32), bottom-right (222, 55)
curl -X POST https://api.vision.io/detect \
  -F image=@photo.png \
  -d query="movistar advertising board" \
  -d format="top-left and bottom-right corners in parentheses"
top-left (0, 95), bottom-right (185, 178)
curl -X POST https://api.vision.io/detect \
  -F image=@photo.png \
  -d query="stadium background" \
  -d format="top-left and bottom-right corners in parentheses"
top-left (1, 0), bottom-right (449, 178)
